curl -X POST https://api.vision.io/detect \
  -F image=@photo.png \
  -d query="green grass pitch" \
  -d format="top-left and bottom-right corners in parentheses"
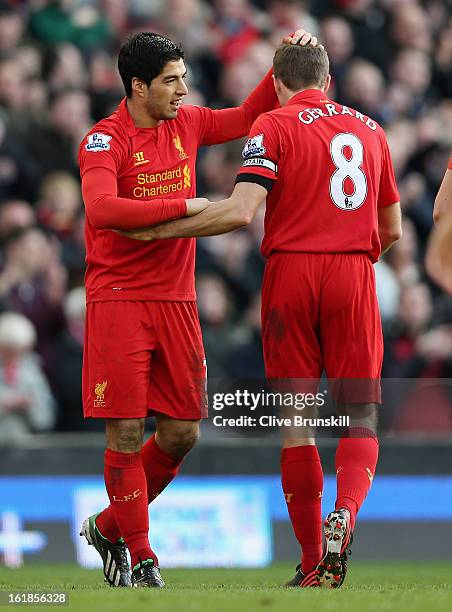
top-left (0, 563), bottom-right (451, 612)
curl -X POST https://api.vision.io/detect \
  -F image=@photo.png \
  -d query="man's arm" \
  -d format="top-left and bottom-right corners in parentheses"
top-left (426, 161), bottom-right (452, 293)
top-left (426, 218), bottom-right (452, 294)
top-left (378, 202), bottom-right (402, 254)
top-left (82, 167), bottom-right (207, 231)
top-left (119, 182), bottom-right (268, 240)
top-left (119, 111), bottom-right (280, 240)
top-left (194, 29), bottom-right (319, 146)
top-left (432, 166), bottom-right (452, 224)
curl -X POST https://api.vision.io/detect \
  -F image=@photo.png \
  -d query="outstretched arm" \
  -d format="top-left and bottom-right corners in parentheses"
top-left (426, 162), bottom-right (452, 293)
top-left (378, 202), bottom-right (402, 254)
top-left (195, 29), bottom-right (320, 146)
top-left (118, 182), bottom-right (268, 240)
top-left (432, 165), bottom-right (452, 224)
top-left (119, 108), bottom-right (281, 239)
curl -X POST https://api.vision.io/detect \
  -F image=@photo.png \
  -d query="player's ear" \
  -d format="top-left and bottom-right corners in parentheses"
top-left (274, 77), bottom-right (288, 107)
top-left (324, 74), bottom-right (331, 94)
top-left (131, 77), bottom-right (147, 99)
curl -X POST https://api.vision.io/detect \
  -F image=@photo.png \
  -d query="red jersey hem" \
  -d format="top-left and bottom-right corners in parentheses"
top-left (264, 248), bottom-right (376, 261)
top-left (86, 291), bottom-right (196, 303)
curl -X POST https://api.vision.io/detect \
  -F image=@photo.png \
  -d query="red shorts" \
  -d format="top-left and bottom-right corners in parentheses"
top-left (261, 253), bottom-right (383, 403)
top-left (82, 301), bottom-right (207, 420)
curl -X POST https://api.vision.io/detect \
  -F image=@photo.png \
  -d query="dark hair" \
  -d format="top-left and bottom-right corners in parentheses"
top-left (273, 44), bottom-right (329, 91)
top-left (118, 32), bottom-right (185, 98)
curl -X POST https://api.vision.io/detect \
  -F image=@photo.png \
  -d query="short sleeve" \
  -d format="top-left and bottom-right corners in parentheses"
top-left (377, 132), bottom-right (400, 208)
top-left (448, 157), bottom-right (452, 170)
top-left (235, 113), bottom-right (281, 191)
top-left (78, 129), bottom-right (125, 178)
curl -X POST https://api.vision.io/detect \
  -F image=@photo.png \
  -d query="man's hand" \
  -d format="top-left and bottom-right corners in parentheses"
top-left (283, 28), bottom-right (322, 48)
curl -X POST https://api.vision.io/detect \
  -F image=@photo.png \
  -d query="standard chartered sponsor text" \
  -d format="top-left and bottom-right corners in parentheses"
top-left (133, 165), bottom-right (190, 197)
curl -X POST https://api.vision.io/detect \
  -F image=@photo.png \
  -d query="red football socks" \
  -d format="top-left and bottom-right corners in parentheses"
top-left (281, 445), bottom-right (324, 574)
top-left (335, 427), bottom-right (379, 531)
top-left (102, 448), bottom-right (157, 568)
top-left (96, 436), bottom-right (183, 549)
top-left (141, 434), bottom-right (182, 502)
top-left (95, 506), bottom-right (120, 544)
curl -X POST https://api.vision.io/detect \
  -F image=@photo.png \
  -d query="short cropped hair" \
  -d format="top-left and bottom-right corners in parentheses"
top-left (273, 44), bottom-right (329, 91)
top-left (118, 32), bottom-right (185, 97)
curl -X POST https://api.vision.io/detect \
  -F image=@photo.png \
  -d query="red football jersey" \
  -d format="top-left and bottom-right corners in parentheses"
top-left (236, 89), bottom-right (400, 262)
top-left (79, 73), bottom-right (276, 303)
top-left (448, 157), bottom-right (452, 170)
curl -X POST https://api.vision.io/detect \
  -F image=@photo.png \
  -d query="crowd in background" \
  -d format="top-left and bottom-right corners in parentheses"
top-left (0, 0), bottom-right (451, 440)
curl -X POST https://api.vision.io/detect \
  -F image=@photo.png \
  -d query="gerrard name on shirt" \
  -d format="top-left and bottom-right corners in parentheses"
top-left (298, 103), bottom-right (377, 130)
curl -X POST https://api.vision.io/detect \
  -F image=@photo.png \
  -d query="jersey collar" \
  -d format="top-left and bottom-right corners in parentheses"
top-left (118, 97), bottom-right (139, 137)
top-left (286, 89), bottom-right (330, 106)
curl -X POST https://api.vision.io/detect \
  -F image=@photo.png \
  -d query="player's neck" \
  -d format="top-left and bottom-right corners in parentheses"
top-left (126, 98), bottom-right (162, 129)
top-left (285, 86), bottom-right (323, 105)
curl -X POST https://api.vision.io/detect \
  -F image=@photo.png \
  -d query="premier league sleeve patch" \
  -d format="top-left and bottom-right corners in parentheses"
top-left (242, 133), bottom-right (266, 158)
top-left (85, 132), bottom-right (112, 152)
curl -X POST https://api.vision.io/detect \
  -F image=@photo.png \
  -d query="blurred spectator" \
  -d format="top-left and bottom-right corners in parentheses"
top-left (0, 115), bottom-right (41, 201)
top-left (267, 0), bottom-right (318, 45)
top-left (0, 5), bottom-right (25, 52)
top-left (60, 212), bottom-right (86, 287)
top-left (199, 141), bottom-right (243, 194)
top-left (398, 171), bottom-right (434, 243)
top-left (384, 280), bottom-right (452, 378)
top-left (0, 199), bottom-right (36, 247)
top-left (0, 227), bottom-right (67, 363)
top-left (320, 16), bottom-right (354, 97)
top-left (0, 311), bottom-right (55, 443)
top-left (385, 119), bottom-right (417, 178)
top-left (88, 49), bottom-right (126, 120)
top-left (219, 57), bottom-right (262, 106)
top-left (383, 282), bottom-right (435, 377)
top-left (197, 273), bottom-right (243, 379)
top-left (391, 48), bottom-right (432, 117)
top-left (391, 2), bottom-right (432, 54)
top-left (434, 19), bottom-right (452, 98)
top-left (385, 218), bottom-right (421, 286)
top-left (210, 0), bottom-right (262, 64)
top-left (35, 170), bottom-right (85, 284)
top-left (383, 282), bottom-right (452, 435)
top-left (148, 0), bottom-right (220, 102)
top-left (42, 43), bottom-right (88, 92)
top-left (25, 89), bottom-right (91, 181)
top-left (228, 292), bottom-right (265, 378)
top-left (37, 171), bottom-right (82, 238)
top-left (335, 0), bottom-right (390, 70)
top-left (48, 286), bottom-right (100, 431)
top-left (15, 46), bottom-right (42, 82)
top-left (342, 59), bottom-right (386, 122)
top-left (154, 0), bottom-right (214, 57)
top-left (0, 56), bottom-right (25, 112)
